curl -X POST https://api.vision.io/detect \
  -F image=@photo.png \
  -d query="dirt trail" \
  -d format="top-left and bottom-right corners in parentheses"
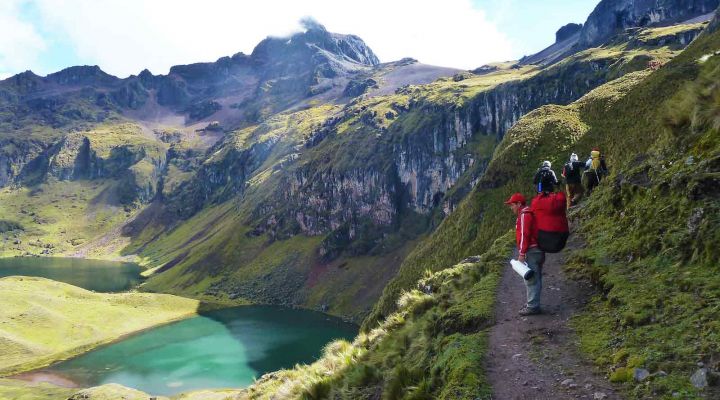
top-left (486, 237), bottom-right (622, 400)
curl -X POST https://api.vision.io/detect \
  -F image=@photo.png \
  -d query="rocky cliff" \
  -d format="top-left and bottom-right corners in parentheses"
top-left (579, 0), bottom-right (719, 47)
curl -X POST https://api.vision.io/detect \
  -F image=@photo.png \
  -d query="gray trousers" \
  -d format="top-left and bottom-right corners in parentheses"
top-left (524, 247), bottom-right (545, 310)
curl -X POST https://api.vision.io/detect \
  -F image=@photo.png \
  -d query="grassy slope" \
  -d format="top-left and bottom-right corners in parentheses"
top-left (1, 21), bottom-right (716, 400)
top-left (226, 232), bottom-right (513, 400)
top-left (0, 276), bottom-right (199, 376)
top-left (357, 17), bottom-right (720, 399)
top-left (0, 379), bottom-right (76, 400)
top-left (0, 180), bottom-right (142, 258)
top-left (0, 122), bottom-right (169, 259)
top-left (63, 24), bottom-right (718, 399)
top-left (129, 25), bottom-right (696, 323)
top-left (564, 25), bottom-right (720, 399)
top-left (362, 24), bottom-right (709, 327)
top-left (364, 69), bottom-right (652, 328)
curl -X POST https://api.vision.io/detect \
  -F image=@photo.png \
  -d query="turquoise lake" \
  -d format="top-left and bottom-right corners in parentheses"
top-left (0, 257), bottom-right (142, 292)
top-left (43, 306), bottom-right (358, 395)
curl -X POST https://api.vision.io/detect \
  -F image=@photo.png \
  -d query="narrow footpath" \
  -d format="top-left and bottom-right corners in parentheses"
top-left (486, 237), bottom-right (622, 400)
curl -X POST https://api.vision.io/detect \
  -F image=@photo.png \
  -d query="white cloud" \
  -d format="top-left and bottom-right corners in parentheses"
top-left (0, 0), bottom-right (46, 78)
top-left (30, 0), bottom-right (513, 77)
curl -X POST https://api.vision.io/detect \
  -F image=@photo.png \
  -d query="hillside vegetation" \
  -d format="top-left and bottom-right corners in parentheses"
top-left (1, 2), bottom-right (719, 399)
top-left (350, 13), bottom-right (720, 400)
top-left (127, 22), bottom-right (704, 323)
top-left (165, 12), bottom-right (720, 400)
top-left (0, 17), bottom-right (705, 323)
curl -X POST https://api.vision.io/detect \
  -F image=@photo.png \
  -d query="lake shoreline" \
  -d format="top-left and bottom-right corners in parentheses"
top-left (0, 277), bottom-right (201, 377)
top-left (1, 304), bottom-right (199, 378)
top-left (11, 371), bottom-right (81, 389)
top-left (21, 305), bottom-right (358, 396)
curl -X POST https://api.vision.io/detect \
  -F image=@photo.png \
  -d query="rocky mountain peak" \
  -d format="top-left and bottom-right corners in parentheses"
top-left (250, 20), bottom-right (380, 68)
top-left (556, 23), bottom-right (582, 42)
top-left (0, 70), bottom-right (44, 95)
top-left (46, 65), bottom-right (118, 86)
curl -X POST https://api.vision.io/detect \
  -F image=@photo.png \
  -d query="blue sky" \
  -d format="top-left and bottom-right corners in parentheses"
top-left (475, 0), bottom-right (599, 56)
top-left (0, 0), bottom-right (600, 79)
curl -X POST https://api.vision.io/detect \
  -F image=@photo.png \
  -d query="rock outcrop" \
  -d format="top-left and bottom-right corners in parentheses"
top-left (579, 0), bottom-right (719, 47)
top-left (556, 23), bottom-right (583, 42)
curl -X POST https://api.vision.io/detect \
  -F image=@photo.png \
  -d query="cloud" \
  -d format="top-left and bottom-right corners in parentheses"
top-left (0, 0), bottom-right (46, 78)
top-left (27, 0), bottom-right (512, 77)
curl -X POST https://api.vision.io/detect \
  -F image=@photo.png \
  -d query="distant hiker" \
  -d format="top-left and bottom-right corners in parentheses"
top-left (505, 193), bottom-right (544, 316)
top-left (584, 149), bottom-right (608, 194)
top-left (533, 161), bottom-right (559, 194)
top-left (562, 153), bottom-right (586, 208)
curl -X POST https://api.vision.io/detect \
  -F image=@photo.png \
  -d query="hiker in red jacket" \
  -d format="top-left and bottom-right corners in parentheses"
top-left (505, 193), bottom-right (545, 316)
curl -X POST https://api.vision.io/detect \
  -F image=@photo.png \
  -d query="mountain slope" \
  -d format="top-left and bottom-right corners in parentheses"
top-left (211, 11), bottom-right (720, 399)
top-left (0, 15), bottom-right (711, 322)
top-left (132, 22), bottom-right (708, 321)
top-left (363, 19), bottom-right (713, 325)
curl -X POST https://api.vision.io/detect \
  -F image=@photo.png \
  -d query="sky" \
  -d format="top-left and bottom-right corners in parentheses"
top-left (0, 0), bottom-right (600, 80)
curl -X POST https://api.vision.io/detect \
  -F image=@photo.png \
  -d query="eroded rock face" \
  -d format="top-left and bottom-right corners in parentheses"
top-left (282, 168), bottom-right (397, 236)
top-left (15, 131), bottom-right (168, 204)
top-left (0, 139), bottom-right (46, 187)
top-left (579, 0), bottom-right (719, 47)
top-left (223, 44), bottom-right (686, 242)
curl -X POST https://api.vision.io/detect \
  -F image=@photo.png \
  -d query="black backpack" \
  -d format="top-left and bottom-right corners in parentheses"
top-left (564, 162), bottom-right (582, 183)
top-left (537, 169), bottom-right (556, 193)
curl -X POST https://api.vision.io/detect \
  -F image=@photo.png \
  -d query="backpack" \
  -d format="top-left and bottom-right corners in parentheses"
top-left (588, 150), bottom-right (602, 171)
top-left (563, 162), bottom-right (582, 183)
top-left (531, 192), bottom-right (569, 253)
top-left (537, 168), bottom-right (556, 193)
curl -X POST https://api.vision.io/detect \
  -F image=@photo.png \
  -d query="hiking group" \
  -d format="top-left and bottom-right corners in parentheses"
top-left (505, 149), bottom-right (608, 316)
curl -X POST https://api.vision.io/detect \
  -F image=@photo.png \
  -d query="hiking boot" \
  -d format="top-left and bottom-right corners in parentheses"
top-left (518, 307), bottom-right (541, 316)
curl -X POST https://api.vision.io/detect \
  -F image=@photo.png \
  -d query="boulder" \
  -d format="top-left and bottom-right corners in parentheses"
top-left (634, 368), bottom-right (650, 382)
top-left (691, 368), bottom-right (708, 388)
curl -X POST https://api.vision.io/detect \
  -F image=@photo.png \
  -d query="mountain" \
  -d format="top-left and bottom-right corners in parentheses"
top-left (520, 0), bottom-right (718, 66)
top-left (0, 2), bottom-right (713, 323)
top-left (216, 7), bottom-right (720, 399)
top-left (2, 0), bottom-right (720, 398)
top-left (579, 0), bottom-right (719, 47)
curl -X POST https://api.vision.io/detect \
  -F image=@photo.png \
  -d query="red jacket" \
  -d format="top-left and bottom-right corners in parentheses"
top-left (515, 206), bottom-right (538, 257)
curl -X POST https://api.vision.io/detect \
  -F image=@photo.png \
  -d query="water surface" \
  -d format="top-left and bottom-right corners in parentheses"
top-left (44, 306), bottom-right (358, 395)
top-left (0, 257), bottom-right (142, 292)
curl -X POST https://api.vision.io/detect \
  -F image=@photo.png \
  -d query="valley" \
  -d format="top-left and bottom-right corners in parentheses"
top-left (1, 0), bottom-right (719, 399)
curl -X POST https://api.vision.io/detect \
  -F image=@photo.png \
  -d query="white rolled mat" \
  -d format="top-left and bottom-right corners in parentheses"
top-left (510, 259), bottom-right (534, 280)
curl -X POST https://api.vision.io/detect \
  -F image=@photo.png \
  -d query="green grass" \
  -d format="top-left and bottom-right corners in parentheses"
top-left (0, 276), bottom-right (199, 376)
top-left (637, 22), bottom-right (709, 41)
top-left (0, 379), bottom-right (76, 400)
top-left (363, 69), bottom-right (651, 329)
top-left (0, 180), bottom-right (144, 258)
top-left (562, 26), bottom-right (720, 398)
top-left (363, 18), bottom-right (720, 398)
top-left (228, 232), bottom-right (514, 400)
